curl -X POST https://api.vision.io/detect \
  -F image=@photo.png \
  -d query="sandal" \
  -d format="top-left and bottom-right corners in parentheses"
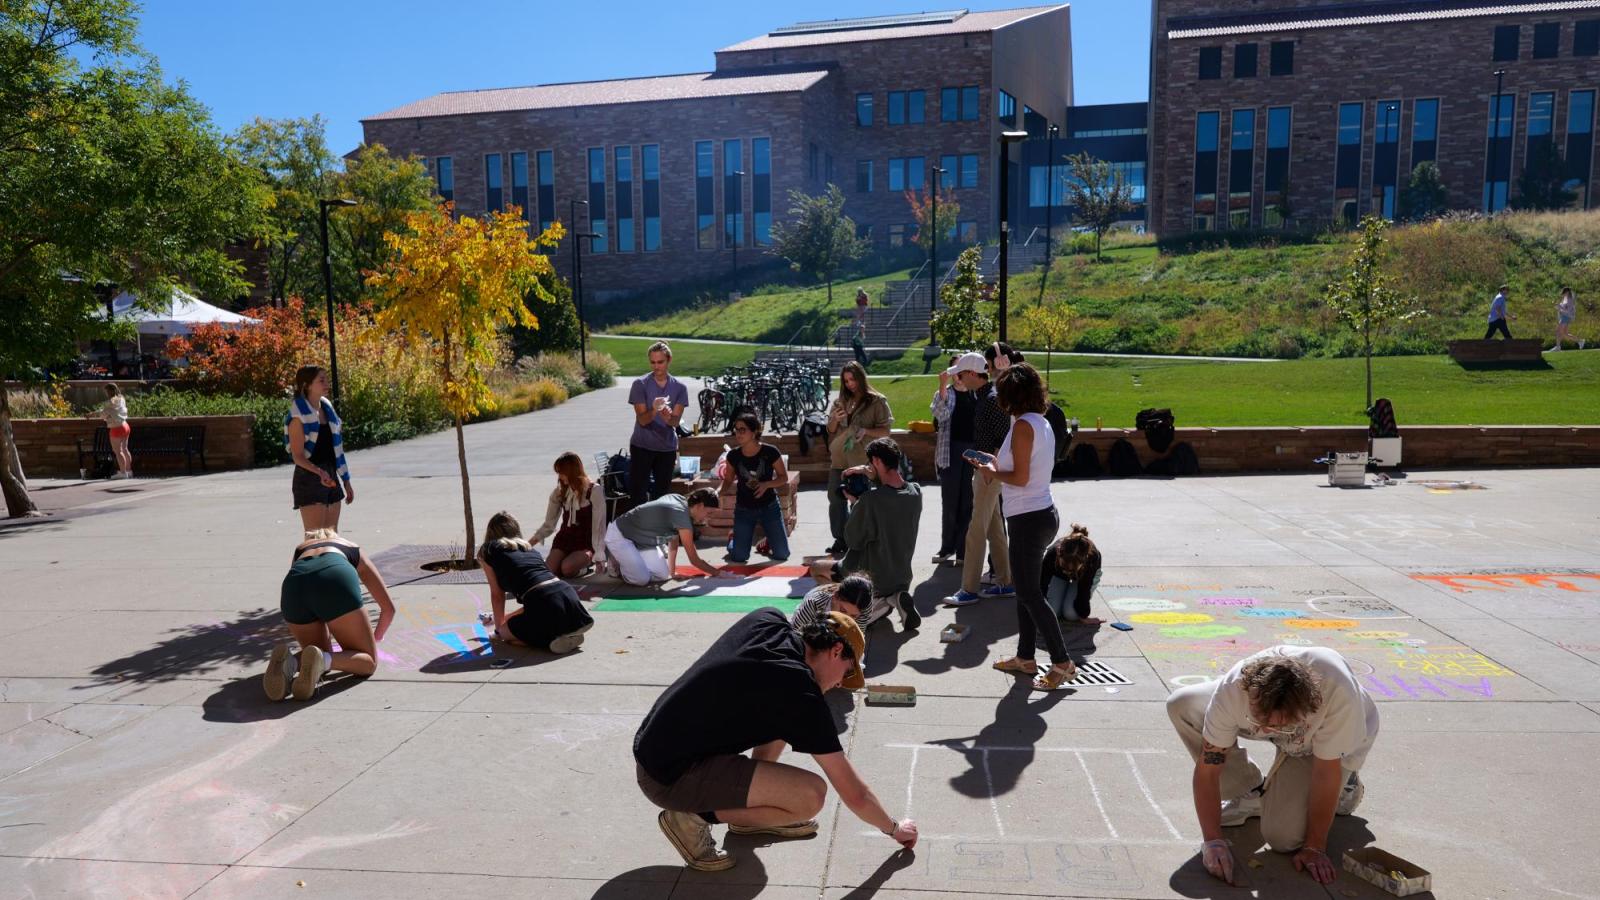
top-left (1032, 661), bottom-right (1079, 691)
top-left (993, 656), bottom-right (1038, 675)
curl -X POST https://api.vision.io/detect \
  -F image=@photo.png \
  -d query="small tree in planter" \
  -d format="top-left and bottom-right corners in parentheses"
top-left (929, 245), bottom-right (997, 351)
top-left (367, 205), bottom-right (563, 562)
top-left (1324, 215), bottom-right (1426, 412)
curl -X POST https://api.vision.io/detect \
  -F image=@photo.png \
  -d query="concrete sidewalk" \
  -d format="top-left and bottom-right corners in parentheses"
top-left (2, 391), bottom-right (1598, 898)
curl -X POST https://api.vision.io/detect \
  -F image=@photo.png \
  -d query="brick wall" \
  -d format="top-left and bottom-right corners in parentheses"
top-left (12, 415), bottom-right (256, 477)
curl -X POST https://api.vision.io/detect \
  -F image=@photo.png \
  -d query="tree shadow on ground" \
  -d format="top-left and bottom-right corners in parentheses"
top-left (928, 686), bottom-right (1069, 799)
top-left (199, 671), bottom-right (366, 724)
top-left (87, 607), bottom-right (284, 688)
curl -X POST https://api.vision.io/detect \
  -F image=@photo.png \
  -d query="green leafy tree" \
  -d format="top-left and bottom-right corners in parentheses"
top-left (1514, 142), bottom-right (1578, 211)
top-left (905, 185), bottom-right (959, 255)
top-left (331, 142), bottom-right (438, 301)
top-left (232, 115), bottom-right (336, 304)
top-left (0, 1), bottom-right (269, 518)
top-left (1064, 152), bottom-right (1137, 262)
top-left (1016, 302), bottom-right (1075, 388)
top-left (769, 185), bottom-right (866, 304)
top-left (1324, 216), bottom-right (1426, 411)
top-left (929, 246), bottom-right (997, 350)
top-left (1398, 161), bottom-right (1448, 221)
top-left (509, 269), bottom-right (582, 356)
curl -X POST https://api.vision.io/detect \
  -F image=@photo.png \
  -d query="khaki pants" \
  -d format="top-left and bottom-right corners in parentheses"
top-left (960, 467), bottom-right (1011, 593)
top-left (1166, 682), bottom-right (1370, 852)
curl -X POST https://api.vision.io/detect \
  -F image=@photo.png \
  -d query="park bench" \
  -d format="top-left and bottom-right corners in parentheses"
top-left (1447, 338), bottom-right (1544, 364)
top-left (77, 423), bottom-right (208, 477)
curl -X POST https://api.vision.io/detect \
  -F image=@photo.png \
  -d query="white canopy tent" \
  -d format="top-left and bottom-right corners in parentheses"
top-left (110, 288), bottom-right (260, 335)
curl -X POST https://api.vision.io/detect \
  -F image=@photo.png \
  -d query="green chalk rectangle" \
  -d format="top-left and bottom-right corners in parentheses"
top-left (594, 596), bottom-right (800, 614)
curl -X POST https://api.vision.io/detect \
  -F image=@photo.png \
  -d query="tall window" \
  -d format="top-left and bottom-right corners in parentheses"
top-left (510, 152), bottom-right (529, 221)
top-left (888, 90), bottom-right (924, 125)
top-left (1493, 25), bottom-right (1520, 61)
top-left (960, 154), bottom-right (978, 188)
top-left (1270, 40), bottom-right (1294, 76)
top-left (642, 145), bottom-right (661, 251)
top-left (615, 146), bottom-right (634, 253)
top-left (940, 155), bottom-right (956, 188)
top-left (536, 151), bottom-right (554, 233)
top-left (888, 156), bottom-right (924, 191)
top-left (1577, 20), bottom-right (1600, 56)
top-left (723, 139), bottom-right (743, 249)
top-left (941, 87), bottom-right (959, 122)
top-left (1527, 91), bottom-right (1555, 164)
top-left (1234, 43), bottom-right (1258, 78)
top-left (1484, 93), bottom-right (1515, 211)
top-left (1198, 47), bottom-right (1221, 80)
top-left (1265, 106), bottom-right (1291, 227)
top-left (1335, 102), bottom-right (1363, 225)
top-left (696, 141), bottom-right (715, 249)
top-left (484, 154), bottom-right (503, 212)
top-left (1411, 99), bottom-right (1440, 166)
top-left (1229, 109), bottom-right (1255, 229)
top-left (1533, 22), bottom-right (1560, 58)
top-left (752, 137), bottom-right (771, 246)
top-left (587, 148), bottom-right (607, 253)
top-left (1374, 100), bottom-right (1401, 219)
top-left (856, 93), bottom-right (873, 127)
top-left (1194, 111), bottom-right (1219, 231)
top-left (435, 156), bottom-right (453, 203)
top-left (961, 85), bottom-right (979, 120)
top-left (997, 90), bottom-right (1016, 127)
top-left (1568, 90), bottom-right (1596, 207)
top-left (857, 160), bottom-right (874, 193)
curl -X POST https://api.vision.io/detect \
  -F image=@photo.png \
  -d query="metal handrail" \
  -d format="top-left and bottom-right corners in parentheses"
top-left (1021, 225), bottom-right (1045, 247)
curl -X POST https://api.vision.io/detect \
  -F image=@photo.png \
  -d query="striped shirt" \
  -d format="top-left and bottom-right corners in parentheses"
top-left (283, 395), bottom-right (350, 482)
top-left (790, 584), bottom-right (871, 632)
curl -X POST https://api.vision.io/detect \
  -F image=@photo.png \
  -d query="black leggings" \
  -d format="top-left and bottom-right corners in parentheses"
top-left (629, 444), bottom-right (677, 504)
top-left (1009, 506), bottom-right (1068, 667)
top-left (1484, 318), bottom-right (1512, 340)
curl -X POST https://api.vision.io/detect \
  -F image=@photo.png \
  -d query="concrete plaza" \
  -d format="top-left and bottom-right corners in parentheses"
top-left (3, 383), bottom-right (1599, 899)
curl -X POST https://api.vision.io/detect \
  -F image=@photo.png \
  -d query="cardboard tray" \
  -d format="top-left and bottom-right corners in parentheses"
top-left (940, 623), bottom-right (970, 643)
top-left (864, 684), bottom-right (916, 706)
top-left (1342, 847), bottom-right (1431, 896)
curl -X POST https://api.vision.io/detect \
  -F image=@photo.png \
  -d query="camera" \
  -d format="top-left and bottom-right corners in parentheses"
top-left (837, 472), bottom-right (872, 500)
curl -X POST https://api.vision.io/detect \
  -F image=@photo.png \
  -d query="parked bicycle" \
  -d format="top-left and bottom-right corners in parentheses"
top-left (696, 359), bottom-right (831, 435)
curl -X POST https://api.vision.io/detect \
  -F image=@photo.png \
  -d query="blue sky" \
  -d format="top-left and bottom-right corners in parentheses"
top-left (134, 0), bottom-right (1149, 154)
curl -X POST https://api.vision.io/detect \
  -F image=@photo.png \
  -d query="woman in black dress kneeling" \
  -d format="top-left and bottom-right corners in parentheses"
top-left (478, 511), bottom-right (594, 654)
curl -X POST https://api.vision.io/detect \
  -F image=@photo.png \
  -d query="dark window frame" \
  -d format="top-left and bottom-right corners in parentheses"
top-left (1533, 22), bottom-right (1560, 59)
top-left (1576, 19), bottom-right (1600, 56)
top-left (1269, 40), bottom-right (1294, 76)
top-left (1234, 43), bottom-right (1258, 78)
top-left (856, 93), bottom-right (873, 127)
top-left (1493, 24), bottom-right (1520, 61)
top-left (1198, 46), bottom-right (1222, 80)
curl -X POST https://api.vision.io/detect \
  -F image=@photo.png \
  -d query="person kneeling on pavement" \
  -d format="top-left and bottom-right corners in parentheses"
top-left (791, 573), bottom-right (873, 633)
top-left (1167, 646), bottom-right (1378, 887)
top-left (1042, 523), bottom-right (1103, 626)
top-left (837, 437), bottom-right (922, 631)
top-left (604, 488), bottom-right (725, 585)
top-left (477, 511), bottom-right (594, 654)
top-left (633, 609), bottom-right (918, 871)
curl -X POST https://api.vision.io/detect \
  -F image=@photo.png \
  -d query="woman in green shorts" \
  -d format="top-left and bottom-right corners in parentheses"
top-left (265, 528), bottom-right (397, 701)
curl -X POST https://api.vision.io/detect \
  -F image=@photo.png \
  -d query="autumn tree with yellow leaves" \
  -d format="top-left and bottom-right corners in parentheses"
top-left (367, 206), bottom-right (565, 561)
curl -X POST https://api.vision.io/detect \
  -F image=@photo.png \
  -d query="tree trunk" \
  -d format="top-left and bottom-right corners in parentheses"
top-left (825, 277), bottom-right (833, 306)
top-left (0, 388), bottom-right (41, 518)
top-left (455, 414), bottom-right (476, 562)
top-left (1095, 228), bottom-right (1104, 262)
top-left (1364, 317), bottom-right (1373, 412)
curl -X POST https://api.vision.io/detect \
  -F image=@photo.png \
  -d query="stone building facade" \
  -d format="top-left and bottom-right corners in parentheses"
top-left (1148, 0), bottom-right (1600, 236)
top-left (361, 6), bottom-right (1072, 297)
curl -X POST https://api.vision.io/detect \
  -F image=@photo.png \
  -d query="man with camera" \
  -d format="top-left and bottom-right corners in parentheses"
top-left (835, 437), bottom-right (922, 630)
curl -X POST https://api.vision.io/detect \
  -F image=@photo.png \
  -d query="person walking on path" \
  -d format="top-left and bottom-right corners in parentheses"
top-left (943, 343), bottom-right (1019, 607)
top-left (88, 384), bottom-right (132, 480)
top-left (628, 341), bottom-right (689, 505)
top-left (1554, 286), bottom-right (1577, 351)
top-left (839, 438), bottom-right (923, 630)
top-left (931, 353), bottom-right (981, 565)
top-left (529, 452), bottom-right (606, 578)
top-left (1483, 284), bottom-right (1514, 340)
top-left (970, 362), bottom-right (1075, 691)
top-left (720, 412), bottom-right (791, 564)
top-left (284, 366), bottom-right (354, 532)
top-left (824, 361), bottom-right (892, 554)
top-left (477, 511), bottom-right (593, 654)
top-left (1167, 646), bottom-right (1378, 887)
top-left (266, 528), bottom-right (395, 701)
top-left (633, 608), bottom-right (917, 871)
top-left (604, 489), bottom-right (725, 585)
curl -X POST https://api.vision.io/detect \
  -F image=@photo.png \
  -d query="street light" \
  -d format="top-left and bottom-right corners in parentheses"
top-left (569, 198), bottom-right (595, 368)
top-left (1044, 123), bottom-right (1059, 290)
top-left (1488, 68), bottom-right (1508, 212)
top-left (318, 197), bottom-right (359, 400)
top-left (996, 130), bottom-right (1029, 341)
top-left (730, 169), bottom-right (746, 288)
top-left (928, 165), bottom-right (947, 312)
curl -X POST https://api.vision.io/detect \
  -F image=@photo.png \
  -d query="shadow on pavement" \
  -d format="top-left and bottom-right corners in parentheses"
top-left (200, 670), bottom-right (366, 723)
top-left (927, 687), bottom-right (1068, 798)
top-left (88, 607), bottom-right (282, 686)
top-left (1167, 813), bottom-right (1381, 898)
top-left (586, 865), bottom-right (681, 899)
top-left (836, 848), bottom-right (918, 899)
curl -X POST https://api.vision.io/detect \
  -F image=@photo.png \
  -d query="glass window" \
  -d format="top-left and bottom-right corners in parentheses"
top-left (484, 153), bottom-right (502, 212)
top-left (857, 159), bottom-right (873, 193)
top-left (1411, 98), bottom-right (1439, 166)
top-left (1577, 20), bottom-right (1600, 56)
top-left (696, 140), bottom-right (714, 249)
top-left (1484, 93), bottom-right (1516, 211)
top-left (1335, 102), bottom-right (1363, 225)
top-left (435, 156), bottom-right (453, 203)
top-left (856, 93), bottom-right (872, 127)
top-left (536, 150), bottom-right (554, 233)
top-left (888, 91), bottom-right (906, 125)
top-left (1194, 111), bottom-right (1219, 231)
top-left (940, 155), bottom-right (956, 189)
top-left (941, 87), bottom-right (958, 122)
top-left (1198, 46), bottom-right (1221, 80)
top-left (907, 156), bottom-right (924, 190)
top-left (615, 146), bottom-right (634, 253)
top-left (1567, 90), bottom-right (1596, 206)
top-left (1493, 25), bottom-right (1520, 61)
top-left (1374, 101), bottom-right (1401, 219)
top-left (587, 148), bottom-right (606, 253)
top-left (888, 157), bottom-right (906, 192)
top-left (1234, 43), bottom-right (1257, 78)
top-left (724, 139), bottom-right (742, 249)
top-left (642, 145), bottom-right (661, 251)
top-left (1229, 109), bottom-right (1255, 228)
top-left (1527, 92), bottom-right (1554, 137)
top-left (1023, 106), bottom-right (1047, 137)
top-left (1270, 40), bottom-right (1294, 76)
top-left (961, 86), bottom-right (979, 121)
top-left (1533, 22), bottom-right (1560, 59)
top-left (908, 90), bottom-right (924, 124)
top-left (510, 153), bottom-right (529, 221)
top-left (960, 154), bottom-right (978, 188)
top-left (1264, 107), bottom-right (1291, 226)
top-left (888, 223), bottom-right (907, 248)
top-left (997, 90), bottom-right (1016, 126)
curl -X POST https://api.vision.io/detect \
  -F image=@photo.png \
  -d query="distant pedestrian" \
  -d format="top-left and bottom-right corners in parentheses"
top-left (1554, 287), bottom-right (1577, 351)
top-left (266, 528), bottom-right (396, 701)
top-left (89, 384), bottom-right (132, 480)
top-left (1483, 284), bottom-right (1513, 340)
top-left (854, 287), bottom-right (870, 334)
top-left (478, 511), bottom-right (594, 654)
top-left (530, 452), bottom-right (607, 578)
top-left (284, 365), bottom-right (353, 532)
top-left (628, 341), bottom-right (689, 504)
top-left (720, 412), bottom-right (791, 564)
top-left (824, 361), bottom-right (892, 554)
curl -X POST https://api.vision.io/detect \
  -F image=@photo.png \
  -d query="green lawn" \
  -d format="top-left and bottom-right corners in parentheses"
top-left (861, 351), bottom-right (1600, 427)
top-left (589, 336), bottom-right (777, 377)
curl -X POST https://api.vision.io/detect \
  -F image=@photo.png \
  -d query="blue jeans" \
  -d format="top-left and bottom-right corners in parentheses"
top-left (728, 502), bottom-right (790, 562)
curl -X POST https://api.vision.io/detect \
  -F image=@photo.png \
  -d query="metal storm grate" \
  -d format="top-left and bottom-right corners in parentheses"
top-left (1069, 661), bottom-right (1133, 686)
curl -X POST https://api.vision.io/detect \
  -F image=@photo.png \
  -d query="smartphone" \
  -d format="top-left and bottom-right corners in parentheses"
top-left (962, 449), bottom-right (995, 465)
top-left (1110, 622), bottom-right (1134, 632)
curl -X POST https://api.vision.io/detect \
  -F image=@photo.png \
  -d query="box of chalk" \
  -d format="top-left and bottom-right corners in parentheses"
top-left (864, 684), bottom-right (916, 706)
top-left (940, 623), bottom-right (970, 643)
top-left (1342, 847), bottom-right (1431, 896)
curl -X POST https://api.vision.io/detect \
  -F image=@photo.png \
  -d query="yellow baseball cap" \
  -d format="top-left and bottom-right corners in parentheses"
top-left (825, 611), bottom-right (867, 690)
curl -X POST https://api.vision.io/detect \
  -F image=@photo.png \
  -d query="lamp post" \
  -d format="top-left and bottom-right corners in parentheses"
top-left (730, 169), bottom-right (746, 289)
top-left (1488, 68), bottom-right (1508, 212)
top-left (318, 197), bottom-right (358, 400)
top-left (928, 166), bottom-right (947, 312)
top-left (569, 199), bottom-right (592, 367)
top-left (1044, 123), bottom-right (1059, 288)
top-left (996, 130), bottom-right (1030, 342)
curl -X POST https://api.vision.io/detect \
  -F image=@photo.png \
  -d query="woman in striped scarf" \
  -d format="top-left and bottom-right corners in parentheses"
top-left (285, 366), bottom-right (354, 531)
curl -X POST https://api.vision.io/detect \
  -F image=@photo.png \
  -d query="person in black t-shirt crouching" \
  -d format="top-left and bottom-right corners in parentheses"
top-left (633, 609), bottom-right (918, 871)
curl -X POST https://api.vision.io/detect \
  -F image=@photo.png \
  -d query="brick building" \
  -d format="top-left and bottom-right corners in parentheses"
top-left (1148, 0), bottom-right (1600, 236)
top-left (361, 6), bottom-right (1072, 298)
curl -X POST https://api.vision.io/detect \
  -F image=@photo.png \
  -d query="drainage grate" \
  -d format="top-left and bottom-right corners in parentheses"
top-left (1069, 661), bottom-right (1132, 686)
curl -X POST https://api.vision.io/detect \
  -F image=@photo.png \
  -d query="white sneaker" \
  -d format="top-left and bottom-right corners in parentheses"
top-left (548, 622), bottom-right (594, 655)
top-left (1337, 774), bottom-right (1364, 815)
top-left (1220, 792), bottom-right (1262, 826)
top-left (291, 648), bottom-right (328, 700)
top-left (262, 642), bottom-right (294, 701)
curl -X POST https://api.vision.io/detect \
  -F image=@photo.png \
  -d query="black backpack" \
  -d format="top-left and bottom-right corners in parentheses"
top-left (1169, 441), bottom-right (1201, 476)
top-left (1069, 442), bottom-right (1102, 478)
top-left (603, 449), bottom-right (630, 495)
top-left (1135, 407), bottom-right (1176, 454)
top-left (1108, 439), bottom-right (1143, 476)
top-left (1043, 402), bottom-right (1072, 460)
top-left (799, 412), bottom-right (829, 457)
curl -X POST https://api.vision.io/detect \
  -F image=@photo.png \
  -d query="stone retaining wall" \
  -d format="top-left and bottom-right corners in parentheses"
top-left (11, 415), bottom-right (256, 477)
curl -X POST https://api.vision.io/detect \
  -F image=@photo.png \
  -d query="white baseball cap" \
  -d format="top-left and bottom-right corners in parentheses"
top-left (946, 352), bottom-right (987, 377)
